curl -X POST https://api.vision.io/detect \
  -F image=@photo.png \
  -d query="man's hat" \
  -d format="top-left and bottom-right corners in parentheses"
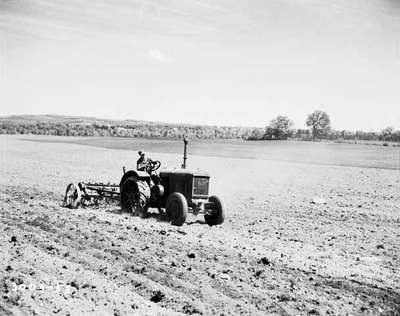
top-left (138, 150), bottom-right (145, 156)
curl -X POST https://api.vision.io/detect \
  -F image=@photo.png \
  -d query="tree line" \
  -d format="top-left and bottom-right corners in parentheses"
top-left (247, 110), bottom-right (400, 143)
top-left (0, 118), bottom-right (255, 140)
top-left (1, 113), bottom-right (399, 142)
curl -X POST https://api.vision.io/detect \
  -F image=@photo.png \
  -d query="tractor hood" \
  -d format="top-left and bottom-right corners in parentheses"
top-left (159, 169), bottom-right (209, 178)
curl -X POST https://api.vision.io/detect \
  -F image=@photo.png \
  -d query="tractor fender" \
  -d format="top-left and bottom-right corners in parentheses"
top-left (119, 170), bottom-right (150, 187)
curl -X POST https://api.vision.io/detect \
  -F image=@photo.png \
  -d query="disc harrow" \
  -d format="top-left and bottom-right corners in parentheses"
top-left (63, 182), bottom-right (120, 208)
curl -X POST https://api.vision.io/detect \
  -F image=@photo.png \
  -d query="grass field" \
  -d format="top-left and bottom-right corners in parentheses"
top-left (1, 135), bottom-right (399, 315)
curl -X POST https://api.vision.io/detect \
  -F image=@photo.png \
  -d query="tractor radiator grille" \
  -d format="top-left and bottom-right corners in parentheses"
top-left (193, 177), bottom-right (209, 196)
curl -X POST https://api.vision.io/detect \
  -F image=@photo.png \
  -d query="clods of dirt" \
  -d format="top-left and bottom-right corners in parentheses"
top-left (150, 290), bottom-right (165, 303)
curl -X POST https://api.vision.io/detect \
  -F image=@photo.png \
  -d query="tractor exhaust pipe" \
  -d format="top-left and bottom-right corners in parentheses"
top-left (182, 138), bottom-right (188, 169)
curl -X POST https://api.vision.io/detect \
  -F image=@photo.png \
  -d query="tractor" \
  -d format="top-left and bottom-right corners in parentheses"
top-left (119, 139), bottom-right (224, 226)
top-left (64, 139), bottom-right (225, 226)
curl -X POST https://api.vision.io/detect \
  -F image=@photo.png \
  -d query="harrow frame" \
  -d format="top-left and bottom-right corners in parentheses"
top-left (63, 182), bottom-right (120, 208)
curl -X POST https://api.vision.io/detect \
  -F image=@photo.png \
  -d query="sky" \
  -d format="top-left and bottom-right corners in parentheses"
top-left (0, 0), bottom-right (400, 130)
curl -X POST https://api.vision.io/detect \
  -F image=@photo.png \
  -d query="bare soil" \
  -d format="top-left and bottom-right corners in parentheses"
top-left (1, 135), bottom-right (399, 315)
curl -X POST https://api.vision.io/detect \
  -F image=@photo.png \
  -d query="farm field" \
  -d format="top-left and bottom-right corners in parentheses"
top-left (26, 135), bottom-right (400, 170)
top-left (0, 135), bottom-right (399, 315)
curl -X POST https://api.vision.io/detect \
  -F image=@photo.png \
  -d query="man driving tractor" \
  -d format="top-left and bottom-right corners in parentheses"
top-left (137, 150), bottom-right (161, 185)
top-left (137, 150), bottom-right (148, 171)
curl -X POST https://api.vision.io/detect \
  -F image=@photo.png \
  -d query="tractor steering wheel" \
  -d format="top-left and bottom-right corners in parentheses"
top-left (146, 160), bottom-right (161, 172)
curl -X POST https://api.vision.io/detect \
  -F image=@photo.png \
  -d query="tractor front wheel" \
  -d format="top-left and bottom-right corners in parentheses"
top-left (204, 195), bottom-right (225, 226)
top-left (166, 192), bottom-right (188, 226)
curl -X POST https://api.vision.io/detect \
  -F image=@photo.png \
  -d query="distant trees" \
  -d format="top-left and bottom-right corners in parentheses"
top-left (247, 128), bottom-right (264, 140)
top-left (244, 110), bottom-right (400, 143)
top-left (381, 126), bottom-right (394, 141)
top-left (0, 119), bottom-right (255, 140)
top-left (380, 126), bottom-right (400, 142)
top-left (306, 110), bottom-right (331, 140)
top-left (263, 116), bottom-right (293, 140)
top-left (1, 114), bottom-right (400, 143)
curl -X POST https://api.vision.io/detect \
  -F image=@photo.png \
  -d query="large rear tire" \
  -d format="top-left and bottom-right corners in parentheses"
top-left (204, 195), bottom-right (225, 226)
top-left (120, 177), bottom-right (150, 215)
top-left (166, 192), bottom-right (188, 226)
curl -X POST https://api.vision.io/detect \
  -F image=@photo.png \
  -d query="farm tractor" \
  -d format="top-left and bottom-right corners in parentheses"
top-left (64, 139), bottom-right (225, 226)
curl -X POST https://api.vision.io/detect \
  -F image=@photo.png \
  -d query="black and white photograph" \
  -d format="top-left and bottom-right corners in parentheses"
top-left (1, 0), bottom-right (399, 315)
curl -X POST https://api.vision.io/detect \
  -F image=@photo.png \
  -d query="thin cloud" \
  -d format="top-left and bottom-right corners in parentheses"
top-left (147, 49), bottom-right (173, 63)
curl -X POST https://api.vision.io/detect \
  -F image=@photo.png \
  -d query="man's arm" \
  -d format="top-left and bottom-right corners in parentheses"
top-left (137, 157), bottom-right (145, 171)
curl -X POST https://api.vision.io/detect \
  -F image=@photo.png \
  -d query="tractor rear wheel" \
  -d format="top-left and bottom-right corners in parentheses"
top-left (204, 195), bottom-right (225, 226)
top-left (120, 177), bottom-right (150, 216)
top-left (166, 192), bottom-right (188, 226)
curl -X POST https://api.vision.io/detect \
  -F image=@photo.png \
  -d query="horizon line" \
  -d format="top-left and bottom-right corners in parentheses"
top-left (0, 113), bottom-right (398, 133)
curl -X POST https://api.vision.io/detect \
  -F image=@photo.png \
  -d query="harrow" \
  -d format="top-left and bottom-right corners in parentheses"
top-left (63, 182), bottom-right (120, 208)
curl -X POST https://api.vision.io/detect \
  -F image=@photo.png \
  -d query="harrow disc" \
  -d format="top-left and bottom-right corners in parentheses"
top-left (63, 183), bottom-right (82, 209)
